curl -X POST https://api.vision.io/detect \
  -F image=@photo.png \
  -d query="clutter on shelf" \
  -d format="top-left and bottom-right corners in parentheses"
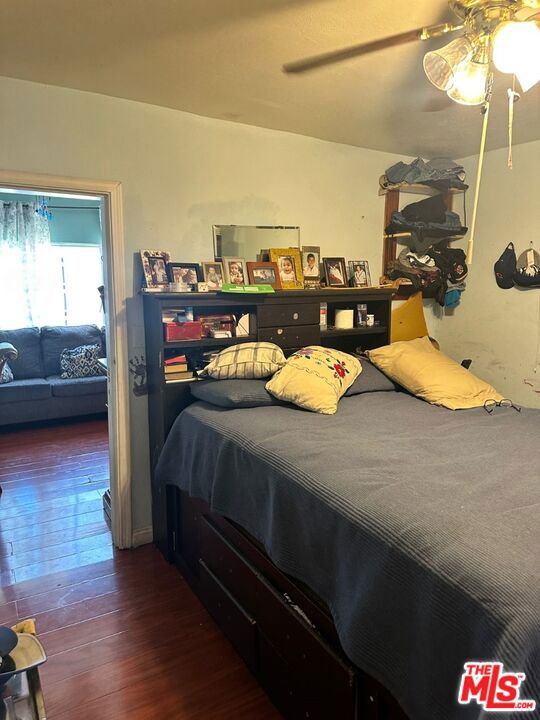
top-left (381, 157), bottom-right (468, 308)
top-left (380, 157), bottom-right (469, 194)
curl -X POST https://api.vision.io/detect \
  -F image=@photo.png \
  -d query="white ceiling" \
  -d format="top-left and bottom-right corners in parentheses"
top-left (0, 0), bottom-right (538, 158)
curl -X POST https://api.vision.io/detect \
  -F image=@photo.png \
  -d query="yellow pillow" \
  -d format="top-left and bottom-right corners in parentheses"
top-left (202, 342), bottom-right (286, 380)
top-left (265, 346), bottom-right (361, 415)
top-left (367, 336), bottom-right (503, 410)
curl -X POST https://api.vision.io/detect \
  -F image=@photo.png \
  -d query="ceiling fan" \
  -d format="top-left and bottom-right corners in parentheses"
top-left (284, 0), bottom-right (540, 264)
top-left (283, 0), bottom-right (540, 106)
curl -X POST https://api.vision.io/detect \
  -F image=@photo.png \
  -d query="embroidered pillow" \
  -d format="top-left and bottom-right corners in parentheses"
top-left (265, 346), bottom-right (361, 415)
top-left (0, 362), bottom-right (14, 384)
top-left (60, 344), bottom-right (102, 379)
top-left (201, 342), bottom-right (286, 380)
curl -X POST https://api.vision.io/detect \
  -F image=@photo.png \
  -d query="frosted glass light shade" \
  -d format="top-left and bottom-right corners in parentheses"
top-left (423, 36), bottom-right (475, 90)
top-left (516, 63), bottom-right (540, 93)
top-left (447, 60), bottom-right (490, 105)
top-left (493, 21), bottom-right (540, 92)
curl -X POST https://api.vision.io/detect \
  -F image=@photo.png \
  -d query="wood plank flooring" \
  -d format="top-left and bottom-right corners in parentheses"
top-left (0, 418), bottom-right (280, 719)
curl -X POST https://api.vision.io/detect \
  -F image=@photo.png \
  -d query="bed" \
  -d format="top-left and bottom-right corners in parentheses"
top-left (155, 386), bottom-right (540, 720)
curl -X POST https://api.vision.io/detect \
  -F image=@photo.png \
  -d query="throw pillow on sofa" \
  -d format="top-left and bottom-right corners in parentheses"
top-left (60, 344), bottom-right (102, 379)
top-left (0, 363), bottom-right (14, 384)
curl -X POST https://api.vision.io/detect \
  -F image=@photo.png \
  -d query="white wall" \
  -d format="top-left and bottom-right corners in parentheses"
top-left (0, 76), bottom-right (404, 532)
top-left (434, 140), bottom-right (540, 408)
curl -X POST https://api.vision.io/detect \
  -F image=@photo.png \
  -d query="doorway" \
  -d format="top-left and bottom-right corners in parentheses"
top-left (0, 170), bottom-right (131, 551)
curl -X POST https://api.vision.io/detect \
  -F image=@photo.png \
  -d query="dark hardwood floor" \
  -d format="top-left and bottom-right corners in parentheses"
top-left (0, 418), bottom-right (280, 719)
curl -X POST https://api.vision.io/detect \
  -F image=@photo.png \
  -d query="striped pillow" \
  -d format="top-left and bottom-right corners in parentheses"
top-left (201, 342), bottom-right (286, 380)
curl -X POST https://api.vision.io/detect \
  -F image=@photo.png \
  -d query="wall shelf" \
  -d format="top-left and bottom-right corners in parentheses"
top-left (381, 183), bottom-right (465, 301)
top-left (378, 183), bottom-right (466, 197)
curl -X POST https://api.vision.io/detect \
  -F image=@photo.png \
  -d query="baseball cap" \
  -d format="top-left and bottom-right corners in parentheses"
top-left (494, 243), bottom-right (516, 289)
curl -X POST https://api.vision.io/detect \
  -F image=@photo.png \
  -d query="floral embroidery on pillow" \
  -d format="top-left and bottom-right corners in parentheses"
top-left (332, 360), bottom-right (348, 380)
top-left (294, 347), bottom-right (352, 384)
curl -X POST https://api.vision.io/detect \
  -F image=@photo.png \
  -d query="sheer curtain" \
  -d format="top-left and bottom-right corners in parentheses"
top-left (0, 201), bottom-right (63, 329)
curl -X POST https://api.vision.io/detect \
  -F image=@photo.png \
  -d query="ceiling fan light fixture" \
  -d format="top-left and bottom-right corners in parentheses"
top-left (493, 21), bottom-right (540, 91)
top-left (423, 35), bottom-right (475, 90)
top-left (515, 63), bottom-right (540, 92)
top-left (447, 57), bottom-right (490, 105)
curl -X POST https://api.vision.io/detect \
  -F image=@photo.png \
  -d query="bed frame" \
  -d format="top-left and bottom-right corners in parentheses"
top-left (143, 289), bottom-right (404, 717)
top-left (165, 485), bottom-right (409, 720)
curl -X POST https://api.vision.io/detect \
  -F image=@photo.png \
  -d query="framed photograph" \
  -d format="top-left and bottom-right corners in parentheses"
top-left (246, 261), bottom-right (282, 289)
top-left (348, 260), bottom-right (371, 288)
top-left (167, 263), bottom-right (201, 286)
top-left (200, 261), bottom-right (225, 291)
top-left (301, 245), bottom-right (321, 288)
top-left (269, 248), bottom-right (304, 290)
top-left (223, 257), bottom-right (247, 286)
top-left (323, 257), bottom-right (347, 288)
top-left (140, 250), bottom-right (171, 288)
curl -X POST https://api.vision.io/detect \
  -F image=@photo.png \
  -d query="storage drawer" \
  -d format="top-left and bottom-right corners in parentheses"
top-left (259, 635), bottom-right (356, 720)
top-left (200, 517), bottom-right (355, 713)
top-left (256, 573), bottom-right (356, 713)
top-left (200, 517), bottom-right (261, 616)
top-left (199, 560), bottom-right (258, 674)
top-left (258, 303), bottom-right (319, 328)
top-left (258, 324), bottom-right (320, 349)
top-left (177, 492), bottom-right (206, 579)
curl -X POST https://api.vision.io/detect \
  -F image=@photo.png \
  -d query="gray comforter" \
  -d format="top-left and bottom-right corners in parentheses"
top-left (156, 390), bottom-right (540, 720)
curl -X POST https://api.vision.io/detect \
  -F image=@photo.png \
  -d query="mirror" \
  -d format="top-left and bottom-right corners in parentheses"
top-left (213, 225), bottom-right (300, 262)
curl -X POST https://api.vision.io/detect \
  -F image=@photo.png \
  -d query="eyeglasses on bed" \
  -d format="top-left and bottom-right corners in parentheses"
top-left (483, 398), bottom-right (521, 414)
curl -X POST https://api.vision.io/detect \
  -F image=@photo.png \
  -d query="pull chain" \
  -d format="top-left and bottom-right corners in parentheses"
top-left (466, 74), bottom-right (493, 265)
top-left (507, 76), bottom-right (520, 170)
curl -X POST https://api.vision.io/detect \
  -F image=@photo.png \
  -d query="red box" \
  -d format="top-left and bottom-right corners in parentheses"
top-left (164, 321), bottom-right (202, 342)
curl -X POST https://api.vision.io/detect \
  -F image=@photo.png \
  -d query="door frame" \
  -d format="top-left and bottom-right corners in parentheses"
top-left (0, 169), bottom-right (132, 549)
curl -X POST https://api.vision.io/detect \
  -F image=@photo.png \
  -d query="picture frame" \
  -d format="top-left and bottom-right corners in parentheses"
top-left (269, 248), bottom-right (304, 290)
top-left (323, 257), bottom-right (348, 288)
top-left (140, 250), bottom-right (171, 288)
top-left (200, 261), bottom-right (225, 291)
top-left (348, 260), bottom-right (372, 288)
top-left (223, 257), bottom-right (247, 286)
top-left (301, 245), bottom-right (321, 288)
top-left (167, 262), bottom-right (201, 287)
top-left (246, 261), bottom-right (282, 289)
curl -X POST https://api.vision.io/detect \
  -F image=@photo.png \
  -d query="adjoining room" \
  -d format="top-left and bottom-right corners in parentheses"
top-left (0, 189), bottom-right (113, 582)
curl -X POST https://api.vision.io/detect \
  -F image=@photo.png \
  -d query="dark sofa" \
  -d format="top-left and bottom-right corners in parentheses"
top-left (0, 324), bottom-right (107, 426)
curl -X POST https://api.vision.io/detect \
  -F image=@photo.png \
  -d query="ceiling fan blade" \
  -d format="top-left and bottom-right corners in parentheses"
top-left (283, 22), bottom-right (461, 74)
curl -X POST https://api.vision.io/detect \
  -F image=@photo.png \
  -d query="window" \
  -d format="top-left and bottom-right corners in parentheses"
top-left (50, 245), bottom-right (105, 327)
top-left (0, 244), bottom-right (104, 330)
